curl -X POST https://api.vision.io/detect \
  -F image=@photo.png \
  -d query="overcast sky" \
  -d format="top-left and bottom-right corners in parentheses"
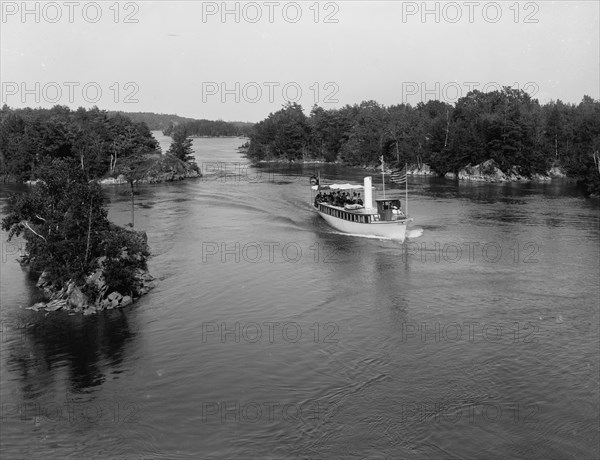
top-left (1, 1), bottom-right (598, 121)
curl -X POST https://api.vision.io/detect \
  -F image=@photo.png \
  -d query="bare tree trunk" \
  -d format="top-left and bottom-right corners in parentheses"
top-left (22, 221), bottom-right (46, 241)
top-left (80, 146), bottom-right (86, 170)
top-left (130, 181), bottom-right (135, 227)
top-left (85, 201), bottom-right (92, 264)
top-left (110, 152), bottom-right (118, 173)
top-left (444, 109), bottom-right (450, 148)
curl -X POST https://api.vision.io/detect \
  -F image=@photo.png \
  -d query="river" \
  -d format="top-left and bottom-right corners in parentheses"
top-left (1, 135), bottom-right (598, 459)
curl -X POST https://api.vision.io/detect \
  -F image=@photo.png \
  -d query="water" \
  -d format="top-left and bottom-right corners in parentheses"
top-left (1, 135), bottom-right (598, 459)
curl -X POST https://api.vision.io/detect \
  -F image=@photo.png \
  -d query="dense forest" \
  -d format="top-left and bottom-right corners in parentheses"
top-left (107, 111), bottom-right (197, 131)
top-left (162, 119), bottom-right (254, 137)
top-left (107, 111), bottom-right (254, 137)
top-left (0, 105), bottom-right (160, 182)
top-left (245, 89), bottom-right (600, 195)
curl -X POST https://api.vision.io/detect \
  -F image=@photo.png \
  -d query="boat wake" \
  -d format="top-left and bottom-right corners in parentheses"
top-left (406, 227), bottom-right (424, 239)
top-left (325, 227), bottom-right (423, 241)
top-left (324, 230), bottom-right (400, 242)
top-left (327, 231), bottom-right (396, 240)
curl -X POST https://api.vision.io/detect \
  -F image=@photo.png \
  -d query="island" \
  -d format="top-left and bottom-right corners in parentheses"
top-left (0, 105), bottom-right (205, 314)
top-left (241, 91), bottom-right (600, 196)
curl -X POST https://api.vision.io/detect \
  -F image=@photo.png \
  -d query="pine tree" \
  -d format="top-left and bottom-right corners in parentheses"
top-left (167, 127), bottom-right (195, 163)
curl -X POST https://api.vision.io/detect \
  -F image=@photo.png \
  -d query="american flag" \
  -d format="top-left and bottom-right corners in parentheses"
top-left (390, 165), bottom-right (407, 184)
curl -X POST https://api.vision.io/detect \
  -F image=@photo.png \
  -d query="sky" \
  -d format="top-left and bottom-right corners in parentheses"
top-left (1, 1), bottom-right (599, 122)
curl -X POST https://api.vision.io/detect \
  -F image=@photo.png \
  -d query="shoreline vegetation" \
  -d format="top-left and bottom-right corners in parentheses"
top-left (2, 159), bottom-right (155, 315)
top-left (29, 224), bottom-right (155, 315)
top-left (251, 157), bottom-right (569, 184)
top-left (98, 154), bottom-right (201, 185)
top-left (0, 106), bottom-right (204, 186)
top-left (242, 89), bottom-right (600, 196)
top-left (0, 106), bottom-right (206, 314)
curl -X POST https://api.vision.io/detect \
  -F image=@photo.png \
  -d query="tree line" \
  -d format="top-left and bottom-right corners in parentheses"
top-left (107, 111), bottom-right (254, 136)
top-left (244, 90), bottom-right (600, 195)
top-left (0, 105), bottom-right (160, 182)
top-left (107, 111), bottom-right (197, 131)
top-left (162, 119), bottom-right (253, 138)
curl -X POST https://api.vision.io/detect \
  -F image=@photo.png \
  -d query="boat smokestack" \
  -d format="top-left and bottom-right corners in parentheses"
top-left (364, 176), bottom-right (373, 210)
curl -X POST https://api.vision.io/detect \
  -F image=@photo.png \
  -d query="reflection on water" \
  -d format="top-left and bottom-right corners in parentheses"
top-left (1, 136), bottom-right (598, 459)
top-left (5, 311), bottom-right (139, 397)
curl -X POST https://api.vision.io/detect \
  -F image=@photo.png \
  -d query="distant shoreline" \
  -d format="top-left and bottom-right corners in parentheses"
top-left (249, 159), bottom-right (570, 184)
top-left (4, 154), bottom-right (202, 186)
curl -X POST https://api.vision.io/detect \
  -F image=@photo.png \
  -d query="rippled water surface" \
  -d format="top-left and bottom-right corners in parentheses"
top-left (1, 135), bottom-right (598, 459)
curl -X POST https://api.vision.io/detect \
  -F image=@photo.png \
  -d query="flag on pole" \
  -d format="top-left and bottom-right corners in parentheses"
top-left (390, 165), bottom-right (407, 185)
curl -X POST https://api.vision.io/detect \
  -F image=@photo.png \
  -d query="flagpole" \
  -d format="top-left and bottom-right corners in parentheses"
top-left (405, 162), bottom-right (408, 216)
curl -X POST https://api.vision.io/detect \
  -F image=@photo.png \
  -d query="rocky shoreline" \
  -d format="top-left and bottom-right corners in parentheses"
top-left (442, 160), bottom-right (565, 183)
top-left (249, 158), bottom-right (567, 183)
top-left (6, 155), bottom-right (202, 186)
top-left (26, 227), bottom-right (154, 315)
top-left (100, 154), bottom-right (201, 185)
top-left (254, 159), bottom-right (330, 166)
top-left (360, 160), bottom-right (565, 183)
top-left (238, 156), bottom-right (572, 184)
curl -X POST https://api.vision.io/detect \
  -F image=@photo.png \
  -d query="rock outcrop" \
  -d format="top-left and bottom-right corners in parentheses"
top-left (28, 228), bottom-right (154, 315)
top-left (408, 164), bottom-right (435, 176)
top-left (443, 160), bottom-right (558, 183)
top-left (100, 154), bottom-right (201, 185)
top-left (139, 154), bottom-right (201, 183)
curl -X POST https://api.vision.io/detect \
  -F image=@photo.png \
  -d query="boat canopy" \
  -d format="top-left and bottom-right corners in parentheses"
top-left (312, 183), bottom-right (365, 191)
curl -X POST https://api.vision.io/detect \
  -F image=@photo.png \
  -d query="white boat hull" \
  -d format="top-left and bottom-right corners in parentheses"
top-left (316, 209), bottom-right (409, 241)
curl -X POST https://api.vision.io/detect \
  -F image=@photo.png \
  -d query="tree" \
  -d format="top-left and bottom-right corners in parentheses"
top-left (2, 157), bottom-right (150, 296)
top-left (240, 94), bottom-right (600, 191)
top-left (245, 102), bottom-right (310, 162)
top-left (308, 105), bottom-right (349, 162)
top-left (121, 153), bottom-right (152, 228)
top-left (0, 106), bottom-right (159, 182)
top-left (1, 158), bottom-right (109, 284)
top-left (167, 127), bottom-right (195, 162)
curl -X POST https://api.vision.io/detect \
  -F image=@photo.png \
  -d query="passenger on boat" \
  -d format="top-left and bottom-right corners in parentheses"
top-left (314, 192), bottom-right (323, 206)
top-left (392, 205), bottom-right (405, 217)
top-left (333, 192), bottom-right (342, 206)
top-left (357, 193), bottom-right (363, 205)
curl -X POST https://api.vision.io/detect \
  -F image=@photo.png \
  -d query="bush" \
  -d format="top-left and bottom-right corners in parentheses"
top-left (2, 159), bottom-right (150, 298)
top-left (99, 225), bottom-right (149, 294)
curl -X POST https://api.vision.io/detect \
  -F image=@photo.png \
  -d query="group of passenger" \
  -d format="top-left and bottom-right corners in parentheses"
top-left (314, 190), bottom-right (363, 207)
